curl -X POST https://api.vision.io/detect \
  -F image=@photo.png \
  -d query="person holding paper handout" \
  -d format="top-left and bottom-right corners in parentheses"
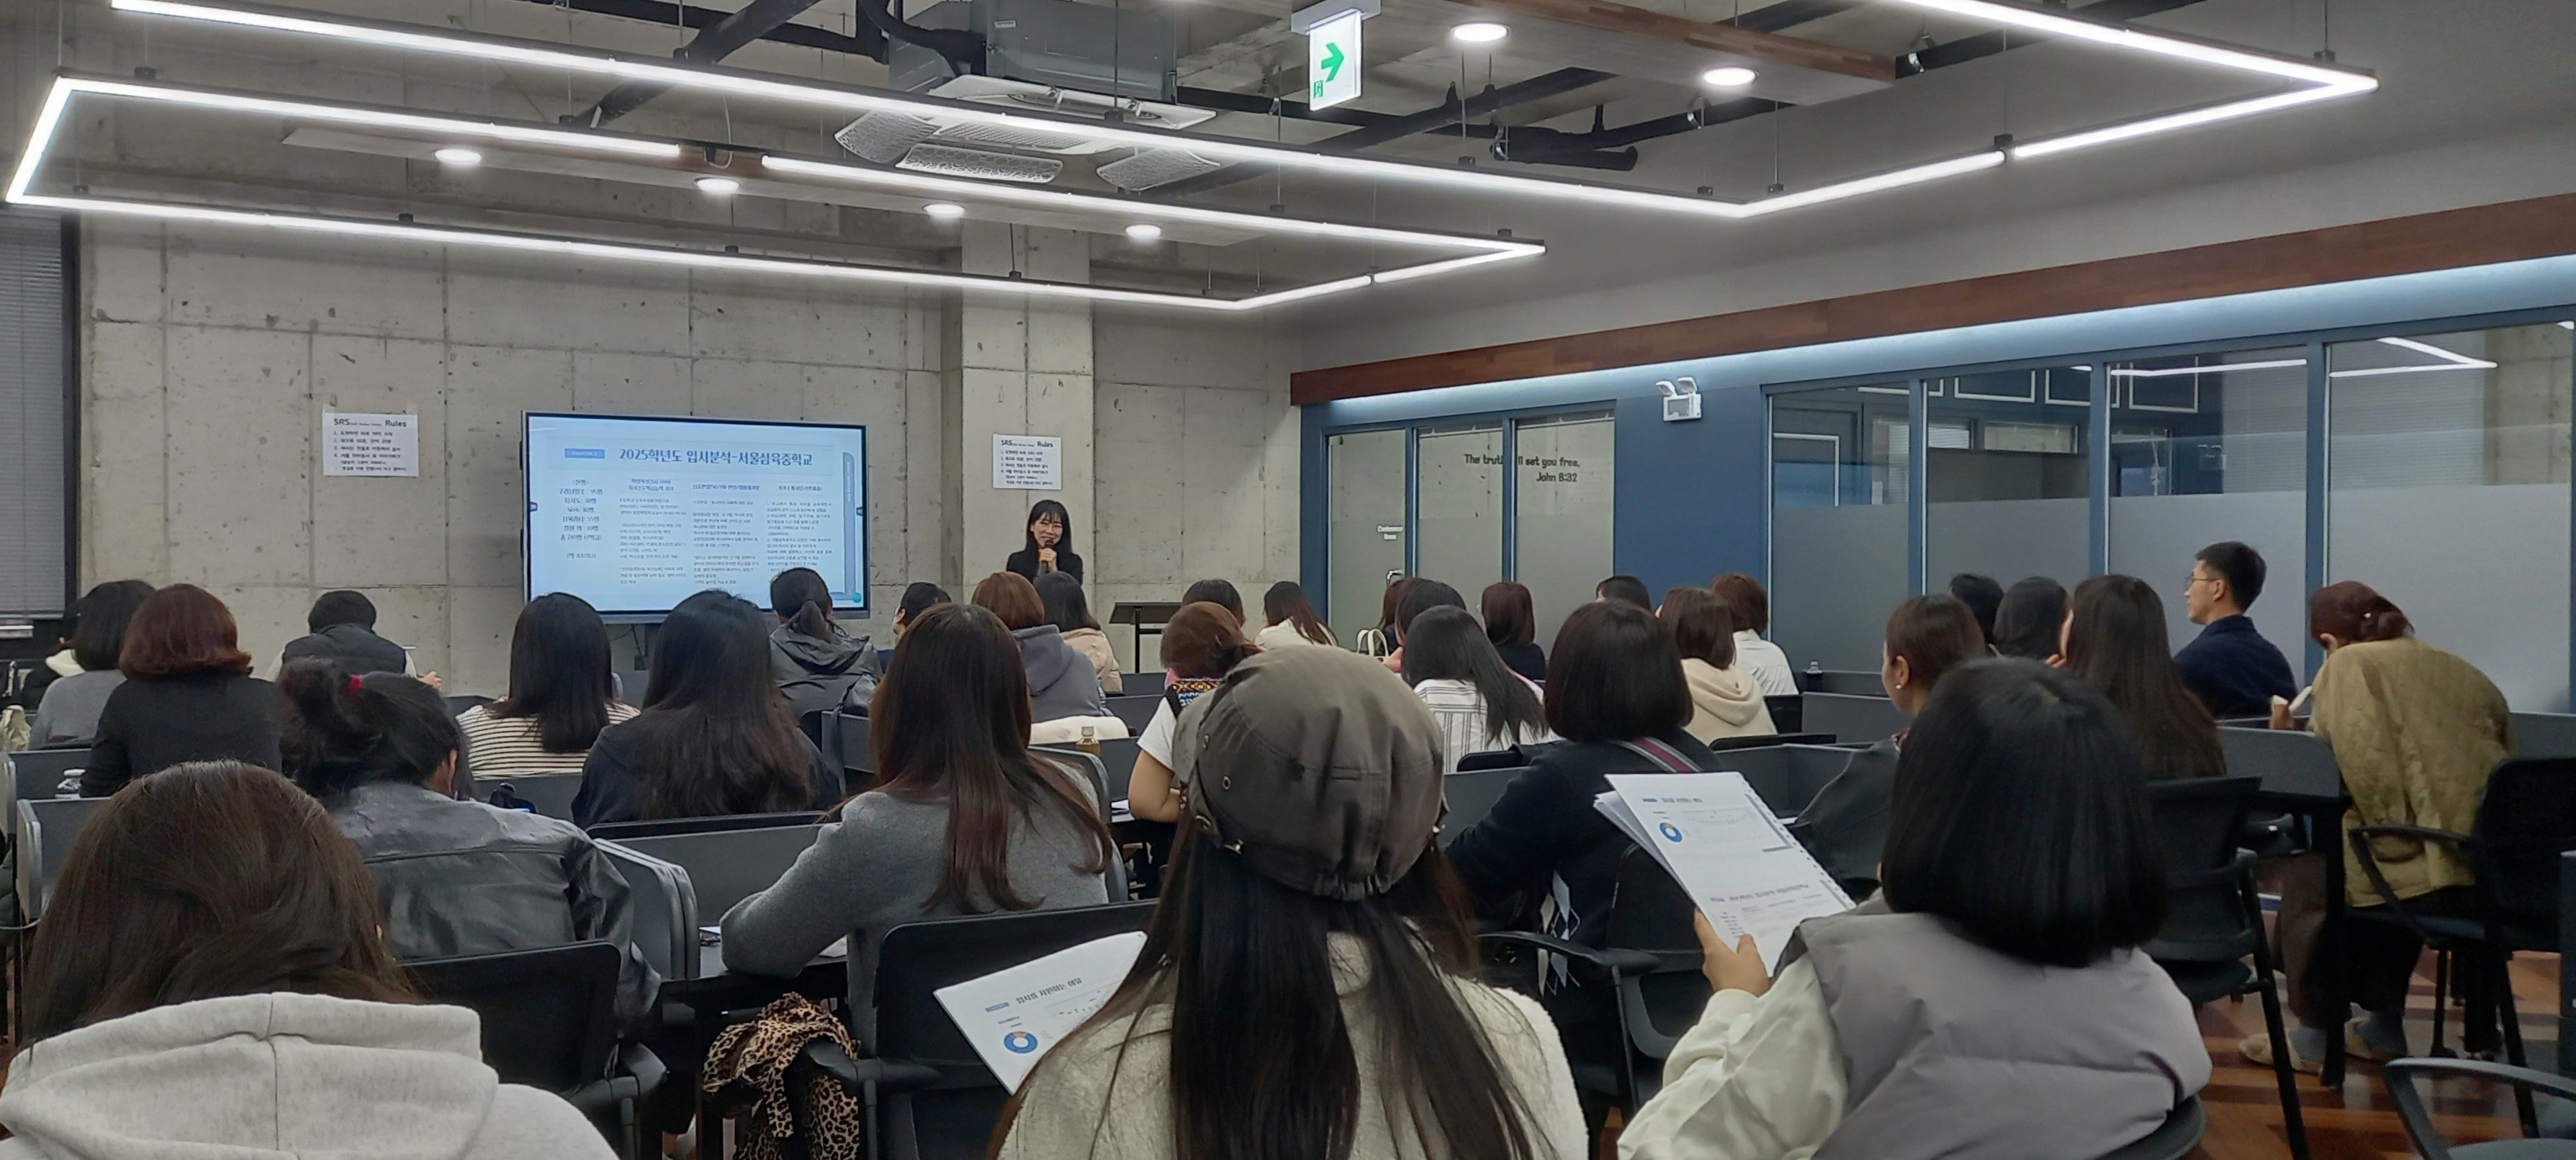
top-left (992, 647), bottom-right (1585, 1160)
top-left (1619, 660), bottom-right (2207, 1160)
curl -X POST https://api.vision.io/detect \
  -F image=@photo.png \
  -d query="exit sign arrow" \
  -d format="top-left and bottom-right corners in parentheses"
top-left (1304, 7), bottom-right (1365, 109)
top-left (1319, 41), bottom-right (1346, 81)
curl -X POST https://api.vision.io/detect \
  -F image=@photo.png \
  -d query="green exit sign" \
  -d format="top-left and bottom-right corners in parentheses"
top-left (1307, 9), bottom-right (1363, 109)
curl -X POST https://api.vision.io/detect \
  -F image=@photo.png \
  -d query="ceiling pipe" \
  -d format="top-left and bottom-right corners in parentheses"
top-left (1491, 95), bottom-right (1784, 165)
top-left (1155, 66), bottom-right (1617, 192)
top-left (573, 0), bottom-right (836, 126)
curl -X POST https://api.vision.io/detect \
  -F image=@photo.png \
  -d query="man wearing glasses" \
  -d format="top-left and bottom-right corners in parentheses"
top-left (2174, 541), bottom-right (2299, 719)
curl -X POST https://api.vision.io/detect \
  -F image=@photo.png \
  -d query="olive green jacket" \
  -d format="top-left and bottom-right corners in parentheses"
top-left (2312, 637), bottom-right (2513, 905)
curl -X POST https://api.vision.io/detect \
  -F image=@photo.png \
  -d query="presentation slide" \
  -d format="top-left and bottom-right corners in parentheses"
top-left (524, 413), bottom-right (867, 617)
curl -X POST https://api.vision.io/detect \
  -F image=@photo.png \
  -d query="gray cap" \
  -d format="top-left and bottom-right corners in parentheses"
top-left (1177, 646), bottom-right (1446, 901)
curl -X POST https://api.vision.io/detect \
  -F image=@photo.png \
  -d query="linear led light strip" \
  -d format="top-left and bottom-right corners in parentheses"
top-left (13, 76), bottom-right (1536, 260)
top-left (100, 0), bottom-right (2256, 220)
top-left (2107, 338), bottom-right (2495, 379)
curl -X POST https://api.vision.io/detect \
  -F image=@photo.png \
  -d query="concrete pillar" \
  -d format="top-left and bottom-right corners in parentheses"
top-left (941, 223), bottom-right (1094, 590)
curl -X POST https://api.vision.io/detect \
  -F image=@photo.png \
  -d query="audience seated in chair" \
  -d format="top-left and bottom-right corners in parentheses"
top-left (281, 657), bottom-right (658, 1030)
top-left (2174, 541), bottom-right (2300, 720)
top-left (2061, 575), bottom-right (2226, 781)
top-left (1040, 572), bottom-right (1125, 696)
top-left (2243, 581), bottom-right (2513, 1073)
top-left (1946, 572), bottom-right (2004, 649)
top-left (573, 590), bottom-right (842, 827)
top-left (457, 593), bottom-right (635, 778)
top-left (279, 589), bottom-right (414, 678)
top-left (1126, 602), bottom-right (1259, 823)
top-left (31, 579), bottom-right (153, 748)
top-left (1402, 604), bottom-right (1554, 773)
top-left (1482, 580), bottom-right (1549, 685)
top-left (892, 581), bottom-right (950, 642)
top-left (1659, 586), bottom-right (1778, 745)
top-left (1621, 660), bottom-right (2210, 1160)
top-left (767, 567), bottom-right (879, 719)
top-left (1255, 580), bottom-right (1338, 652)
top-left (1710, 574), bottom-right (1798, 698)
top-left (721, 602), bottom-right (1115, 1043)
top-left (1446, 600), bottom-right (1719, 946)
top-left (1991, 576), bottom-right (2069, 662)
top-left (1379, 577), bottom-right (1468, 675)
top-left (0, 761), bottom-right (613, 1160)
top-left (84, 584), bottom-right (284, 798)
top-left (1179, 578), bottom-right (1244, 625)
top-left (992, 647), bottom-right (1585, 1160)
top-left (1789, 594), bottom-right (1986, 894)
top-left (973, 572), bottom-right (1110, 726)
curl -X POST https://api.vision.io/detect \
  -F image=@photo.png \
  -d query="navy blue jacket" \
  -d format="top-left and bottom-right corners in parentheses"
top-left (2174, 614), bottom-right (2299, 720)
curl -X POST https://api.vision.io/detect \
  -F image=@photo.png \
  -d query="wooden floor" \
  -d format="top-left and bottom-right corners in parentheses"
top-left (2191, 951), bottom-right (2560, 1159)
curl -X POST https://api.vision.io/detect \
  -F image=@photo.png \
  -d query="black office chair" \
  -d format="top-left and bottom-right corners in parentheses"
top-left (1456, 747), bottom-right (1530, 773)
top-left (2347, 757), bottom-right (2576, 1081)
top-left (827, 710), bottom-right (874, 781)
top-left (2390, 1058), bottom-right (2576, 1158)
top-left (587, 811), bottom-right (824, 841)
top-left (797, 709), bottom-right (827, 749)
top-left (1439, 765), bottom-right (1526, 845)
top-left (2142, 775), bottom-right (2308, 1160)
top-left (1122, 671), bottom-right (1167, 698)
top-left (444, 693), bottom-right (494, 716)
top-left (2096, 1098), bottom-right (2207, 1160)
top-left (770, 902), bottom-right (1158, 1160)
top-left (1104, 695), bottom-right (1161, 734)
top-left (1764, 694), bottom-right (1803, 734)
top-left (9, 748), bottom-right (87, 809)
top-left (1029, 746), bottom-right (1116, 819)
top-left (407, 942), bottom-right (666, 1159)
top-left (1706, 732), bottom-right (1834, 752)
top-left (485, 773), bottom-right (583, 821)
top-left (1480, 846), bottom-right (1704, 1117)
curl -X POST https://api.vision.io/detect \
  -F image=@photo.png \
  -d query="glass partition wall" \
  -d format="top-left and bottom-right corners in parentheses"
top-left (1760, 315), bottom-right (2576, 709)
top-left (1320, 408), bottom-right (1616, 652)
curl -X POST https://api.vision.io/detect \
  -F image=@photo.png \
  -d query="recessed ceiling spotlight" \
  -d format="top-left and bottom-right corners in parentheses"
top-left (1125, 222), bottom-right (1163, 240)
top-left (922, 202), bottom-right (965, 220)
top-left (1701, 66), bottom-right (1758, 87)
top-left (432, 146), bottom-right (482, 166)
top-left (1451, 21), bottom-right (1508, 42)
top-left (695, 175), bottom-right (740, 194)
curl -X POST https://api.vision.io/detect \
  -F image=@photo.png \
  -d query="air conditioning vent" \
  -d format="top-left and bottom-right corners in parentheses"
top-left (928, 120), bottom-right (1100, 155)
top-left (1096, 148), bottom-right (1221, 191)
top-left (894, 143), bottom-right (1065, 183)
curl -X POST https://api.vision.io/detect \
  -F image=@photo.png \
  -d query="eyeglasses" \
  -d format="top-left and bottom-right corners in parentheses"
top-left (2184, 573), bottom-right (2216, 589)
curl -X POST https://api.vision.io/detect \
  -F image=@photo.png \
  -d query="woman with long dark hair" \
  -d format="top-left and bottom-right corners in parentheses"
top-left (83, 584), bottom-right (284, 797)
top-left (1708, 573), bottom-right (1796, 696)
top-left (2059, 575), bottom-right (2224, 781)
top-left (994, 647), bottom-right (1583, 1159)
top-left (1125, 602), bottom-right (1258, 823)
top-left (4, 762), bottom-right (613, 1159)
top-left (32, 579), bottom-right (154, 747)
top-left (1356, 576), bottom-right (1414, 658)
top-left (1991, 576), bottom-right (2068, 661)
top-left (1621, 660), bottom-right (2205, 1158)
top-left (767, 566), bottom-right (878, 718)
top-left (1256, 580), bottom-right (1338, 649)
top-left (1403, 605), bottom-right (1552, 772)
top-left (1482, 580), bottom-right (1547, 684)
top-left (2245, 580), bottom-right (2513, 1071)
top-left (1039, 571), bottom-right (1122, 696)
top-left (1006, 499), bottom-right (1083, 584)
top-left (457, 593), bottom-right (634, 777)
top-left (572, 590), bottom-right (841, 826)
top-left (1446, 601), bottom-right (1719, 945)
top-left (973, 571), bottom-right (1110, 724)
top-left (722, 603), bottom-right (1115, 1040)
top-left (282, 657), bottom-right (657, 1026)
top-left (1659, 587), bottom-right (1776, 744)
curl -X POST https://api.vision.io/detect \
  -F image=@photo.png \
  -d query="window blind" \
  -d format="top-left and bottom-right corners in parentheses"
top-left (0, 209), bottom-right (68, 618)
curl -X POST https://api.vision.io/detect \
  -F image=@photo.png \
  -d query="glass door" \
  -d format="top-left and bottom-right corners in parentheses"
top-left (1328, 428), bottom-right (1409, 644)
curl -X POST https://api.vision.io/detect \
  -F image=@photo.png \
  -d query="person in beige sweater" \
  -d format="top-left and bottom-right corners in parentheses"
top-left (1036, 572), bottom-right (1123, 696)
top-left (1659, 587), bottom-right (1776, 744)
top-left (993, 648), bottom-right (1584, 1160)
top-left (2243, 581), bottom-right (2513, 1073)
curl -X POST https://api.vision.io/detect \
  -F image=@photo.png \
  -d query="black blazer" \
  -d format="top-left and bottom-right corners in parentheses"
top-left (1445, 729), bottom-right (1719, 946)
top-left (1006, 547), bottom-right (1084, 586)
top-left (84, 670), bottom-right (285, 796)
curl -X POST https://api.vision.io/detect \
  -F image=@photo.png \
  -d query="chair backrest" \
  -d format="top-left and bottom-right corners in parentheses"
top-left (483, 773), bottom-right (583, 821)
top-left (2216, 727), bottom-right (2341, 800)
top-left (873, 903), bottom-right (1156, 1160)
top-left (1764, 694), bottom-right (1803, 734)
top-left (1454, 747), bottom-right (1527, 773)
top-left (595, 840), bottom-right (693, 981)
top-left (444, 694), bottom-right (493, 716)
top-left (1705, 745), bottom-right (1855, 817)
top-left (2516, 713), bottom-right (2576, 760)
top-left (9, 748), bottom-right (86, 811)
top-left (612, 824), bottom-right (824, 937)
top-left (405, 941), bottom-right (621, 1094)
top-left (586, 811), bottom-right (824, 841)
top-left (831, 710), bottom-right (874, 777)
top-left (613, 670), bottom-right (649, 702)
top-left (2143, 777), bottom-right (2260, 967)
top-left (21, 796), bottom-right (107, 921)
top-left (1030, 747), bottom-right (1114, 819)
top-left (798, 709), bottom-right (827, 748)
top-left (1103, 696), bottom-right (1161, 734)
top-left (1804, 669), bottom-right (1883, 697)
top-left (1801, 693), bottom-right (1909, 745)
top-left (1706, 732), bottom-right (1834, 753)
top-left (2467, 757), bottom-right (2576, 931)
top-left (1440, 767), bottom-right (1525, 845)
top-left (1123, 671), bottom-right (1167, 698)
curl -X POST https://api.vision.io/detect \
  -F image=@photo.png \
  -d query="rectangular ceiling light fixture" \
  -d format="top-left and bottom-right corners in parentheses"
top-left (8, 76), bottom-right (1541, 311)
top-left (101, 0), bottom-right (2377, 217)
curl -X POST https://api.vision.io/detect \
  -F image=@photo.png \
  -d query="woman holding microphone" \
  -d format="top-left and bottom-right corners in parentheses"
top-left (1006, 500), bottom-right (1084, 585)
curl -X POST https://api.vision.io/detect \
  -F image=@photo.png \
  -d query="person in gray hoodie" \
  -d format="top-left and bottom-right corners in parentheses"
top-left (971, 571), bottom-right (1108, 724)
top-left (0, 760), bottom-right (611, 1160)
top-left (767, 567), bottom-right (878, 718)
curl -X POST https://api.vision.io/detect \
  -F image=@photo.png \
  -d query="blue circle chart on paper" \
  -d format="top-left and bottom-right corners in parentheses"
top-left (1003, 1031), bottom-right (1041, 1054)
top-left (1658, 822), bottom-right (1684, 842)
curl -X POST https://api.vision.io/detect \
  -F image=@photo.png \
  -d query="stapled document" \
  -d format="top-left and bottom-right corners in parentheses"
top-left (934, 932), bottom-right (1148, 1091)
top-left (1596, 772), bottom-right (1851, 973)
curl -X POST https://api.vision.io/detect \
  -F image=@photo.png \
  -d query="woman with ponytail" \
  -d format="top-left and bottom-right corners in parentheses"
top-left (1124, 602), bottom-right (1258, 823)
top-left (2, 762), bottom-right (613, 1160)
top-left (280, 657), bottom-right (658, 1028)
top-left (2241, 580), bottom-right (2514, 1073)
top-left (767, 567), bottom-right (880, 718)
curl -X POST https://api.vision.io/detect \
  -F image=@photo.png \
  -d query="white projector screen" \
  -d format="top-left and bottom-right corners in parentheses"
top-left (523, 412), bottom-right (868, 619)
